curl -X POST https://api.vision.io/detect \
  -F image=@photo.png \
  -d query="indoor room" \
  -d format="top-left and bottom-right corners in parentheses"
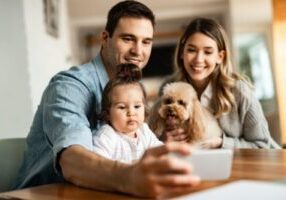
top-left (0, 0), bottom-right (285, 199)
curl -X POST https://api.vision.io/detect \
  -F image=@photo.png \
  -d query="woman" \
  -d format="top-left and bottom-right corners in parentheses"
top-left (157, 18), bottom-right (280, 149)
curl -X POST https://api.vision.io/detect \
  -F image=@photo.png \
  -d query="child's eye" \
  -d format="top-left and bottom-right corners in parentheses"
top-left (118, 106), bottom-right (125, 109)
top-left (134, 104), bottom-right (142, 109)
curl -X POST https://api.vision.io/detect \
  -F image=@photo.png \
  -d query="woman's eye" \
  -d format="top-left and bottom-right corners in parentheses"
top-left (187, 48), bottom-right (196, 52)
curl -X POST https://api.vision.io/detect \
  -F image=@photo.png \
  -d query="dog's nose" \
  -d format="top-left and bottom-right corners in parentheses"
top-left (166, 108), bottom-right (176, 116)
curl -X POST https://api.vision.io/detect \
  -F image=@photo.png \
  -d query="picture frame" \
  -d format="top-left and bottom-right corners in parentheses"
top-left (43, 0), bottom-right (59, 37)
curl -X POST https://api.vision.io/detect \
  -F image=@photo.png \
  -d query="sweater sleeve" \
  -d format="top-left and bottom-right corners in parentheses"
top-left (221, 132), bottom-right (280, 149)
top-left (222, 81), bottom-right (281, 149)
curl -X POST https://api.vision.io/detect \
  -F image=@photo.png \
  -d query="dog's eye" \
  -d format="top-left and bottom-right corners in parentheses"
top-left (178, 100), bottom-right (186, 107)
top-left (164, 98), bottom-right (173, 104)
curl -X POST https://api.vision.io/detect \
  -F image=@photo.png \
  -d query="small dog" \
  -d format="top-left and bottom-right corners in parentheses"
top-left (148, 81), bottom-right (221, 146)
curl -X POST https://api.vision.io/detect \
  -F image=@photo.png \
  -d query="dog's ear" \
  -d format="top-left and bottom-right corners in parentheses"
top-left (186, 99), bottom-right (206, 142)
top-left (147, 99), bottom-right (164, 138)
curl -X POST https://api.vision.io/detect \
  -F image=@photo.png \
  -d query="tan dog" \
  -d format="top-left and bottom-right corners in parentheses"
top-left (148, 82), bottom-right (221, 146)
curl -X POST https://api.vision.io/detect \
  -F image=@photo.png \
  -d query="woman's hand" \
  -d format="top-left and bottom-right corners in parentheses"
top-left (198, 137), bottom-right (223, 149)
top-left (159, 128), bottom-right (223, 148)
top-left (160, 128), bottom-right (189, 143)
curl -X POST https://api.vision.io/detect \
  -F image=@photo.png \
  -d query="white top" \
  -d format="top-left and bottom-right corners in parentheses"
top-left (93, 123), bottom-right (163, 163)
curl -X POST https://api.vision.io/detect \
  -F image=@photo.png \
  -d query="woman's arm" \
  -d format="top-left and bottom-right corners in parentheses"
top-left (221, 81), bottom-right (281, 149)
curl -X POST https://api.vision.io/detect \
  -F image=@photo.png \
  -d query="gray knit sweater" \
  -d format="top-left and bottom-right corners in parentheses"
top-left (201, 80), bottom-right (281, 149)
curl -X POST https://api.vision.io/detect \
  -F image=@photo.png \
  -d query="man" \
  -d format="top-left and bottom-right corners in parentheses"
top-left (14, 1), bottom-right (200, 198)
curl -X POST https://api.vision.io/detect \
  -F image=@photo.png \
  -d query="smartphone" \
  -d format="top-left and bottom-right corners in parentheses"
top-left (171, 149), bottom-right (233, 181)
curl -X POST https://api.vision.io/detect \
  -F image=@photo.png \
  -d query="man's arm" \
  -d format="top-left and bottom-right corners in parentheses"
top-left (59, 145), bottom-right (127, 191)
top-left (59, 143), bottom-right (201, 198)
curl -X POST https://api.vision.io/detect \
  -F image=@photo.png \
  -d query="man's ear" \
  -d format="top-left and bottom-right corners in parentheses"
top-left (101, 31), bottom-right (109, 46)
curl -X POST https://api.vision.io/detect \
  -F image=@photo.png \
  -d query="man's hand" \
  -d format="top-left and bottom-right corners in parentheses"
top-left (160, 128), bottom-right (189, 143)
top-left (60, 144), bottom-right (200, 198)
top-left (126, 143), bottom-right (201, 198)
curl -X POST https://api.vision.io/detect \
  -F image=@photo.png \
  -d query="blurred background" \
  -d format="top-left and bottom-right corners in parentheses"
top-left (0, 0), bottom-right (285, 147)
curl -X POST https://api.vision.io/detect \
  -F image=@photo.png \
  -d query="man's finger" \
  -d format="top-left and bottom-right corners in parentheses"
top-left (144, 142), bottom-right (192, 157)
top-left (156, 174), bottom-right (201, 187)
top-left (146, 154), bottom-right (193, 174)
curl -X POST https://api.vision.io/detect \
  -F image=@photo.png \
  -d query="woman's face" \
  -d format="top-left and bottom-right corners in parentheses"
top-left (181, 32), bottom-right (225, 89)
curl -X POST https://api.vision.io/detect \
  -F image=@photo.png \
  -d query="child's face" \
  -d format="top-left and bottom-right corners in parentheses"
top-left (181, 32), bottom-right (224, 89)
top-left (109, 84), bottom-right (145, 136)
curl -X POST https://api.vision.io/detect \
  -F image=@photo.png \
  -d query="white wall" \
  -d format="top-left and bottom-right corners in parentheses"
top-left (228, 0), bottom-right (272, 70)
top-left (24, 0), bottom-right (72, 112)
top-left (229, 0), bottom-right (272, 33)
top-left (0, 0), bottom-right (32, 139)
top-left (0, 0), bottom-right (72, 139)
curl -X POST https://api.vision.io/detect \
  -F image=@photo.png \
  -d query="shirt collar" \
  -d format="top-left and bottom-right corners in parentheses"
top-left (92, 54), bottom-right (109, 90)
top-left (200, 82), bottom-right (214, 111)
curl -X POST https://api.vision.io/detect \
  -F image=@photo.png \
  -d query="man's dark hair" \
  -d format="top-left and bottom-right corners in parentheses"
top-left (105, 0), bottom-right (155, 37)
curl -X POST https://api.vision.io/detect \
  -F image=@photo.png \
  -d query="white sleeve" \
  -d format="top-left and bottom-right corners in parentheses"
top-left (142, 123), bottom-right (163, 147)
top-left (93, 125), bottom-right (117, 159)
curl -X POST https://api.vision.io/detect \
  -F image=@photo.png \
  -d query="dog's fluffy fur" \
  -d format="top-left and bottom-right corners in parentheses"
top-left (148, 82), bottom-right (221, 145)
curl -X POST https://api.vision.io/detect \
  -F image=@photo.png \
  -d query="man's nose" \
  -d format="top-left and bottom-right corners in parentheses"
top-left (130, 42), bottom-right (142, 55)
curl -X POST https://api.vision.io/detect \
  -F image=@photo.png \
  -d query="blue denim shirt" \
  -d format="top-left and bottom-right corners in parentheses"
top-left (13, 54), bottom-right (109, 189)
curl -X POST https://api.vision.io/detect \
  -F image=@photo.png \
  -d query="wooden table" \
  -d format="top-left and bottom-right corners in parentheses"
top-left (1, 149), bottom-right (285, 200)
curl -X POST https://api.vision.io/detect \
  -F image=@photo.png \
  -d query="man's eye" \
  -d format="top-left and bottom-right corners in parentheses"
top-left (122, 37), bottom-right (133, 42)
top-left (143, 40), bottom-right (152, 46)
